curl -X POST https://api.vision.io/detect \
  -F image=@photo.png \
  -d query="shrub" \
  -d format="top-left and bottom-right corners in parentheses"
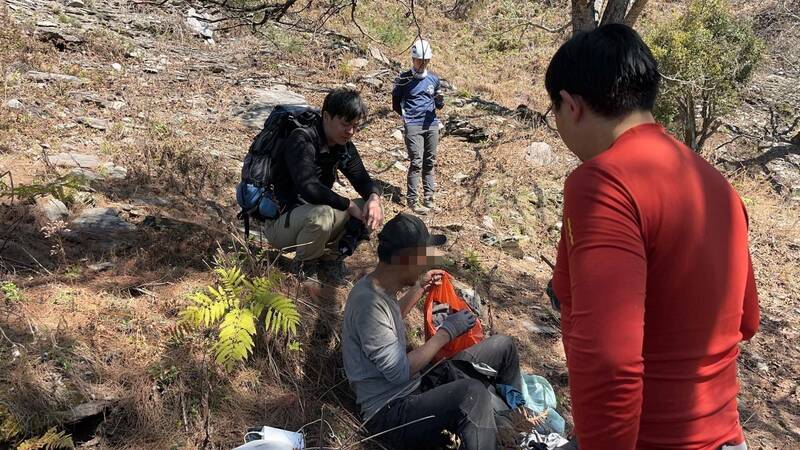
top-left (646, 0), bottom-right (764, 151)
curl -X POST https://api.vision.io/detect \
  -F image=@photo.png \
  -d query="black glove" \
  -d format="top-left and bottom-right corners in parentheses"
top-left (439, 309), bottom-right (477, 341)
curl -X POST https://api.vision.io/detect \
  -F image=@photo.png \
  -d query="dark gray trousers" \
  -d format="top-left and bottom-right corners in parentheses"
top-left (365, 335), bottom-right (522, 450)
top-left (404, 124), bottom-right (439, 205)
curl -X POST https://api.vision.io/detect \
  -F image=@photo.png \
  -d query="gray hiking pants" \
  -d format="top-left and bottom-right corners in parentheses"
top-left (404, 124), bottom-right (439, 205)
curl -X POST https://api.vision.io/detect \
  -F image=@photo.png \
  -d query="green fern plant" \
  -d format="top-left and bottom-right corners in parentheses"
top-left (0, 173), bottom-right (88, 205)
top-left (17, 427), bottom-right (74, 450)
top-left (179, 263), bottom-right (300, 371)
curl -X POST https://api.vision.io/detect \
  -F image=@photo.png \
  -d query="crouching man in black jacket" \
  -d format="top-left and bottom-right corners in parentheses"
top-left (267, 88), bottom-right (383, 279)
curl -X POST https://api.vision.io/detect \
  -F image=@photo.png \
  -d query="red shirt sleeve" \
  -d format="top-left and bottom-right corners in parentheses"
top-left (562, 166), bottom-right (647, 450)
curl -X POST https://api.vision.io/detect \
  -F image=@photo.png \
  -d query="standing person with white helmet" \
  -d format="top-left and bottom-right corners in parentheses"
top-left (392, 39), bottom-right (445, 215)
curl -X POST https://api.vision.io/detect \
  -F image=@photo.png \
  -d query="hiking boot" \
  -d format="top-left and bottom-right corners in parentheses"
top-left (423, 199), bottom-right (441, 213)
top-left (411, 204), bottom-right (430, 215)
top-left (319, 259), bottom-right (352, 286)
top-left (289, 259), bottom-right (320, 284)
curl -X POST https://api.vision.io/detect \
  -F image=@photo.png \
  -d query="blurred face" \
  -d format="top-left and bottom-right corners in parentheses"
top-left (322, 112), bottom-right (361, 146)
top-left (392, 246), bottom-right (444, 285)
top-left (412, 58), bottom-right (429, 72)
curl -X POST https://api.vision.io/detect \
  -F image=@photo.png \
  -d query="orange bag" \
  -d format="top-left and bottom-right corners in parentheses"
top-left (424, 272), bottom-right (484, 362)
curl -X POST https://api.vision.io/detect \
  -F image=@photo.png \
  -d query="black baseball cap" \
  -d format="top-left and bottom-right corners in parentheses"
top-left (377, 213), bottom-right (446, 263)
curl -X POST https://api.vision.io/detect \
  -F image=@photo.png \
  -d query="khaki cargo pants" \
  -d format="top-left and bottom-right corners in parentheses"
top-left (262, 200), bottom-right (362, 262)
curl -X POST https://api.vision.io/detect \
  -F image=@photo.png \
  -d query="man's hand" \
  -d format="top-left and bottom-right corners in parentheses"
top-left (347, 200), bottom-right (364, 221)
top-left (362, 194), bottom-right (383, 232)
top-left (439, 309), bottom-right (477, 341)
top-left (416, 269), bottom-right (446, 293)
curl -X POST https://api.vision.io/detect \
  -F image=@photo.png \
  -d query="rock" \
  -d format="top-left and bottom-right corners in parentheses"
top-left (348, 58), bottom-right (369, 70)
top-left (360, 77), bottom-right (383, 89)
top-left (111, 63), bottom-right (122, 71)
top-left (100, 162), bottom-right (127, 180)
top-left (35, 195), bottom-right (69, 222)
top-left (125, 49), bottom-right (144, 59)
top-left (481, 215), bottom-right (495, 230)
top-left (36, 21), bottom-right (59, 28)
top-left (88, 262), bottom-right (113, 272)
top-left (237, 85), bottom-right (307, 130)
top-left (65, 0), bottom-right (86, 7)
top-left (143, 67), bottom-right (159, 74)
top-left (525, 142), bottom-right (556, 167)
top-left (67, 400), bottom-right (112, 424)
top-left (445, 118), bottom-right (488, 143)
top-left (766, 158), bottom-right (800, 200)
top-left (48, 152), bottom-right (101, 169)
top-left (186, 8), bottom-right (215, 43)
top-left (37, 30), bottom-right (85, 50)
top-left (485, 179), bottom-right (498, 187)
top-left (452, 172), bottom-right (468, 183)
top-left (521, 320), bottom-right (558, 335)
top-left (391, 129), bottom-right (404, 142)
top-left (26, 71), bottom-right (82, 85)
top-left (73, 191), bottom-right (95, 206)
top-left (5, 99), bottom-right (22, 109)
top-left (70, 167), bottom-right (99, 182)
top-left (78, 117), bottom-right (110, 130)
top-left (453, 280), bottom-right (482, 316)
top-left (369, 46), bottom-right (391, 65)
top-left (393, 161), bottom-right (408, 172)
top-left (70, 207), bottom-right (136, 235)
top-left (105, 100), bottom-right (126, 110)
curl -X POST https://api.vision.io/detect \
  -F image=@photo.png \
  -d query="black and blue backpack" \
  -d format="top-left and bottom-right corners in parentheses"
top-left (236, 104), bottom-right (320, 237)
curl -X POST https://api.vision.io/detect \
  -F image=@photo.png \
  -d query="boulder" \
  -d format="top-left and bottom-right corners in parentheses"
top-left (524, 142), bottom-right (556, 167)
top-left (69, 207), bottom-right (135, 235)
top-left (237, 85), bottom-right (307, 130)
top-left (65, 0), bottom-right (86, 7)
top-left (766, 158), bottom-right (800, 201)
top-left (185, 8), bottom-right (215, 43)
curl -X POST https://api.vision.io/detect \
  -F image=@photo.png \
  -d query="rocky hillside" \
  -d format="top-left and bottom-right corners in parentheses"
top-left (0, 0), bottom-right (798, 449)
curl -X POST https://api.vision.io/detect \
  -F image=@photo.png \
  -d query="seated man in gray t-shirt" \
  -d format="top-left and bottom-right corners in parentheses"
top-left (341, 213), bottom-right (525, 450)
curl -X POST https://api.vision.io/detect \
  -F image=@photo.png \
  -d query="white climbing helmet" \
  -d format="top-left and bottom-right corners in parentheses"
top-left (411, 39), bottom-right (433, 60)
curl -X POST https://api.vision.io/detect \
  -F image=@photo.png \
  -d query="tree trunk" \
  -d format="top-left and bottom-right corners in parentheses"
top-left (571, 0), bottom-right (597, 35)
top-left (600, 0), bottom-right (630, 25)
top-left (624, 0), bottom-right (649, 27)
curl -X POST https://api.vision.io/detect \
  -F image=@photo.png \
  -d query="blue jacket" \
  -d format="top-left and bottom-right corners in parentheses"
top-left (391, 70), bottom-right (444, 126)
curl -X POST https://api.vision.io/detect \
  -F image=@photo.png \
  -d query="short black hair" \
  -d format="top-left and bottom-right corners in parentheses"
top-left (322, 88), bottom-right (368, 122)
top-left (545, 23), bottom-right (660, 117)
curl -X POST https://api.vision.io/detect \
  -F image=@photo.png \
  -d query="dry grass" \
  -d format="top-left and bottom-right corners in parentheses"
top-left (1, 0), bottom-right (798, 448)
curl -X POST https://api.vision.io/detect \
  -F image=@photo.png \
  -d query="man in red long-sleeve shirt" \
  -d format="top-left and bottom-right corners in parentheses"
top-left (544, 24), bottom-right (759, 450)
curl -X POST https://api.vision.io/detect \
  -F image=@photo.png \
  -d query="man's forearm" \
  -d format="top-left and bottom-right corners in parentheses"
top-left (407, 331), bottom-right (449, 376)
top-left (399, 282), bottom-right (424, 318)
